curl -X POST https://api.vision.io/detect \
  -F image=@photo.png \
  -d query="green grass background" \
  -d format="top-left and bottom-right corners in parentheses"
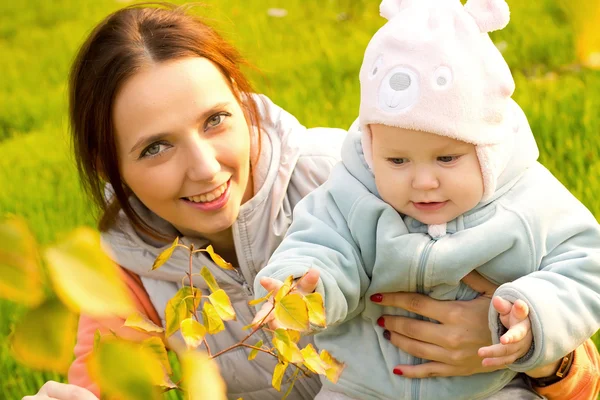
top-left (1, 0), bottom-right (599, 398)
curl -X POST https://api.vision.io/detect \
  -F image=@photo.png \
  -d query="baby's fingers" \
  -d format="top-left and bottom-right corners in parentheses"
top-left (260, 277), bottom-right (283, 293)
top-left (296, 269), bottom-right (320, 294)
top-left (510, 299), bottom-right (529, 323)
top-left (251, 302), bottom-right (274, 326)
top-left (500, 318), bottom-right (531, 345)
top-left (492, 296), bottom-right (513, 317)
top-left (478, 342), bottom-right (525, 367)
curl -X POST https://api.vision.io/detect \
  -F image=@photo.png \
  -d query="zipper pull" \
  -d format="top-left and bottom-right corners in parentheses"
top-left (242, 282), bottom-right (254, 297)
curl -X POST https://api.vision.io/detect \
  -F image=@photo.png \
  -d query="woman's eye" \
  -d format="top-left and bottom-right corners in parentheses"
top-left (205, 112), bottom-right (231, 129)
top-left (438, 155), bottom-right (459, 163)
top-left (388, 158), bottom-right (407, 165)
top-left (140, 142), bottom-right (170, 159)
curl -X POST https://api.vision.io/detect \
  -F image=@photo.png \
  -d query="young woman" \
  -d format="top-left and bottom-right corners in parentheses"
top-left (23, 3), bottom-right (599, 400)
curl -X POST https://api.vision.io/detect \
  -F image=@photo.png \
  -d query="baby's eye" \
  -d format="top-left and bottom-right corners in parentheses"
top-left (388, 158), bottom-right (407, 165)
top-left (437, 155), bottom-right (459, 163)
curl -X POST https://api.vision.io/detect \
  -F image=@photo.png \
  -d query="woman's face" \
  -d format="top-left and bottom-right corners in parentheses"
top-left (113, 57), bottom-right (253, 238)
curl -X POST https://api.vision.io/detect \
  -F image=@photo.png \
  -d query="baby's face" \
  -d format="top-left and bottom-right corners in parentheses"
top-left (370, 124), bottom-right (484, 225)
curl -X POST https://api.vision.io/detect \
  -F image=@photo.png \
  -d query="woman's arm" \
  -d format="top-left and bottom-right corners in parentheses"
top-left (534, 339), bottom-right (600, 400)
top-left (23, 269), bottom-right (160, 400)
top-left (22, 381), bottom-right (98, 400)
top-left (376, 271), bottom-right (600, 399)
top-left (63, 269), bottom-right (161, 398)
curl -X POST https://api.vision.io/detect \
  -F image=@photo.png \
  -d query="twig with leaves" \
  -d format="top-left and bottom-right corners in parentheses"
top-left (0, 216), bottom-right (344, 400)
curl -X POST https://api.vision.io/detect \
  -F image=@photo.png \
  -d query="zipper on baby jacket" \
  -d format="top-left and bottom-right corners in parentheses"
top-left (412, 239), bottom-right (435, 400)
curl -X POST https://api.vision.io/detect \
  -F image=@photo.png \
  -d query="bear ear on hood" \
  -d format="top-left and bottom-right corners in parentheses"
top-left (464, 0), bottom-right (510, 33)
top-left (379, 0), bottom-right (408, 20)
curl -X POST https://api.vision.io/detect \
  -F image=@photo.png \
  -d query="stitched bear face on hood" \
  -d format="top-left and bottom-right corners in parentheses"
top-left (359, 0), bottom-right (516, 203)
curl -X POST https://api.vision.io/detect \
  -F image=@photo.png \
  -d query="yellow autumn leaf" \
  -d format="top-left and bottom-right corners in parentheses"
top-left (124, 312), bottom-right (164, 333)
top-left (273, 329), bottom-right (303, 364)
top-left (248, 290), bottom-right (274, 306)
top-left (152, 237), bottom-right (179, 270)
top-left (10, 299), bottom-right (77, 373)
top-left (287, 330), bottom-right (301, 344)
top-left (248, 339), bottom-right (263, 361)
top-left (181, 350), bottom-right (227, 400)
top-left (282, 368), bottom-right (300, 400)
top-left (275, 276), bottom-right (294, 303)
top-left (271, 361), bottom-right (289, 392)
top-left (165, 286), bottom-right (200, 337)
top-left (0, 216), bottom-right (44, 307)
top-left (87, 338), bottom-right (163, 400)
top-left (242, 322), bottom-right (255, 330)
top-left (300, 344), bottom-right (327, 375)
top-left (304, 292), bottom-right (326, 328)
top-left (204, 245), bottom-right (234, 270)
top-left (202, 301), bottom-right (225, 334)
top-left (160, 375), bottom-right (178, 390)
top-left (209, 289), bottom-right (236, 321)
top-left (93, 330), bottom-right (101, 352)
top-left (141, 336), bottom-right (172, 376)
top-left (44, 227), bottom-right (135, 317)
top-left (320, 349), bottom-right (345, 384)
top-left (200, 265), bottom-right (220, 293)
top-left (274, 293), bottom-right (309, 331)
top-left (181, 317), bottom-right (207, 350)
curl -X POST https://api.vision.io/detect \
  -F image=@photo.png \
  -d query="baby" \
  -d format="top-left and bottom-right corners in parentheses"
top-left (255, 0), bottom-right (600, 398)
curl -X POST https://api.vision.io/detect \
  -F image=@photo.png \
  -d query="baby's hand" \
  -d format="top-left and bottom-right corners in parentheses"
top-left (477, 296), bottom-right (533, 367)
top-left (251, 269), bottom-right (320, 329)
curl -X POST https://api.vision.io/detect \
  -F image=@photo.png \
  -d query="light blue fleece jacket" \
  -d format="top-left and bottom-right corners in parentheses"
top-left (254, 102), bottom-right (600, 400)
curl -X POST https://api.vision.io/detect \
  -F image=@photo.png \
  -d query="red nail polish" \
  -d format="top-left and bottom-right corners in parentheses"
top-left (370, 293), bottom-right (383, 303)
top-left (383, 329), bottom-right (391, 340)
top-left (393, 368), bottom-right (403, 376)
top-left (377, 316), bottom-right (385, 327)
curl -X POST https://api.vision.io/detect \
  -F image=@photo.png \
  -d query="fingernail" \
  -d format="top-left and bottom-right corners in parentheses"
top-left (383, 329), bottom-right (391, 340)
top-left (393, 368), bottom-right (403, 376)
top-left (377, 316), bottom-right (385, 327)
top-left (370, 293), bottom-right (383, 303)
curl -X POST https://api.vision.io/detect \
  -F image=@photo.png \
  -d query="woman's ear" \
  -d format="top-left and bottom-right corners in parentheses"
top-left (464, 0), bottom-right (510, 33)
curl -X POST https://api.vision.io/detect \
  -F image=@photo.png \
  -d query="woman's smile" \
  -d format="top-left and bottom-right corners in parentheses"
top-left (181, 179), bottom-right (231, 212)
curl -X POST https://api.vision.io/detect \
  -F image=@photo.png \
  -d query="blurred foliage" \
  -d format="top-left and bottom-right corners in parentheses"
top-left (1, 217), bottom-right (340, 399)
top-left (1, 0), bottom-right (599, 398)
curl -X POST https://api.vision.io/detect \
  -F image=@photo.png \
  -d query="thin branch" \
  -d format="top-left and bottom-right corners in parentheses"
top-left (239, 342), bottom-right (275, 356)
top-left (202, 337), bottom-right (212, 357)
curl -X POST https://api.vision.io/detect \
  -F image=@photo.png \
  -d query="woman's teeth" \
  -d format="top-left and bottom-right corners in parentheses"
top-left (187, 182), bottom-right (227, 203)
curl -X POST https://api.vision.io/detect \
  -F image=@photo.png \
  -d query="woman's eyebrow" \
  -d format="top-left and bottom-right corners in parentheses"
top-left (129, 133), bottom-right (169, 155)
top-left (196, 101), bottom-right (231, 123)
top-left (128, 101), bottom-right (233, 154)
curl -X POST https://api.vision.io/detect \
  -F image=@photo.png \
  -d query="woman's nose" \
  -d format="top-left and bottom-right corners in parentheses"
top-left (185, 136), bottom-right (220, 182)
top-left (411, 166), bottom-right (439, 190)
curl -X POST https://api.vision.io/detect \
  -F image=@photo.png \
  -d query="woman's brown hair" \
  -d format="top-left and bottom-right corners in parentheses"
top-left (69, 3), bottom-right (261, 241)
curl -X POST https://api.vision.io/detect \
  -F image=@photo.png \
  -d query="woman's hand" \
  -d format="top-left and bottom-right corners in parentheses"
top-left (22, 381), bottom-right (98, 400)
top-left (374, 271), bottom-right (503, 378)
